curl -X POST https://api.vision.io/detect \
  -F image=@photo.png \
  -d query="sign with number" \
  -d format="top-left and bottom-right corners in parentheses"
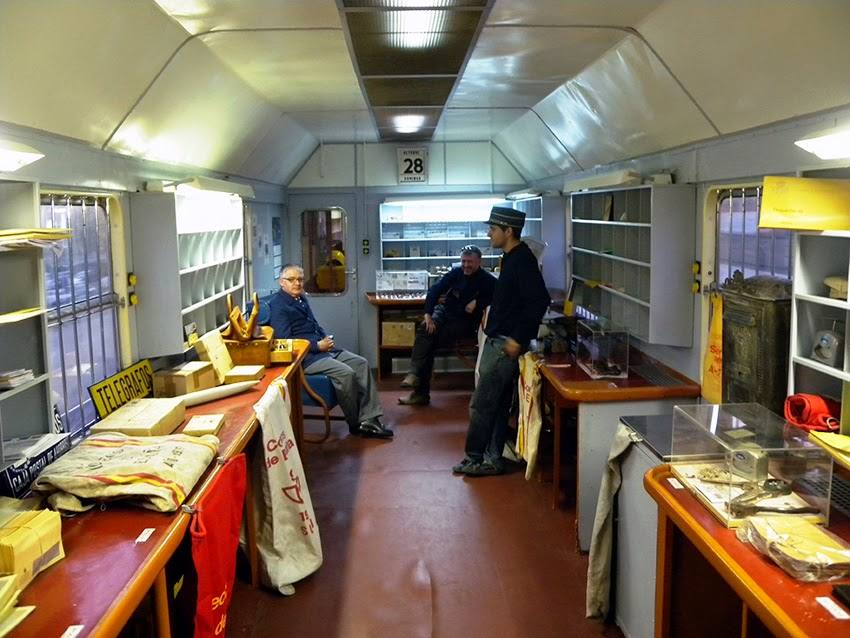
top-left (397, 147), bottom-right (428, 183)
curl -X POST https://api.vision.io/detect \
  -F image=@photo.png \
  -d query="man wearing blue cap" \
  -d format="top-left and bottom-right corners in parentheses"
top-left (453, 206), bottom-right (550, 476)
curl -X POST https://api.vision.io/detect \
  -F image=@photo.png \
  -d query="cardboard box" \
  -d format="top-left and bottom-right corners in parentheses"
top-left (194, 329), bottom-right (234, 384)
top-left (224, 326), bottom-right (273, 367)
top-left (182, 414), bottom-right (225, 436)
top-left (382, 321), bottom-right (416, 346)
top-left (153, 361), bottom-right (216, 397)
top-left (0, 509), bottom-right (64, 589)
top-left (89, 398), bottom-right (185, 436)
top-left (224, 365), bottom-right (265, 384)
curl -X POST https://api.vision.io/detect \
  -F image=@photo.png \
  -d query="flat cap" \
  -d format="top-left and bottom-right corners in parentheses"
top-left (487, 206), bottom-right (525, 231)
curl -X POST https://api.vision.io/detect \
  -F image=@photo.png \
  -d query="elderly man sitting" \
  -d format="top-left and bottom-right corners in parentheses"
top-left (269, 264), bottom-right (393, 439)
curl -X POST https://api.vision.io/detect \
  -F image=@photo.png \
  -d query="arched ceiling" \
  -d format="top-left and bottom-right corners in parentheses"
top-left (1, 0), bottom-right (849, 184)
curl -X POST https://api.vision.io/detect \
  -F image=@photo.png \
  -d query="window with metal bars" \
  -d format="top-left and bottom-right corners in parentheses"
top-left (715, 186), bottom-right (792, 284)
top-left (41, 194), bottom-right (120, 435)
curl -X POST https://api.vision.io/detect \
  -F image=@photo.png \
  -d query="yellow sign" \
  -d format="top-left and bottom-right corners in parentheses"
top-left (88, 360), bottom-right (154, 418)
top-left (760, 175), bottom-right (850, 230)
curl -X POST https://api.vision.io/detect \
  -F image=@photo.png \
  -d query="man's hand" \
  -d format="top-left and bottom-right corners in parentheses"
top-left (464, 299), bottom-right (477, 314)
top-left (318, 335), bottom-right (335, 352)
top-left (422, 314), bottom-right (437, 335)
top-left (502, 337), bottom-right (521, 359)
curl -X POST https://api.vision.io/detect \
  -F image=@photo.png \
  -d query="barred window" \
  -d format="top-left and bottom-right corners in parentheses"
top-left (715, 186), bottom-right (792, 284)
top-left (41, 194), bottom-right (120, 435)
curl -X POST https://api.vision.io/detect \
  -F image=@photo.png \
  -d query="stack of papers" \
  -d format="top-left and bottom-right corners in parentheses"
top-left (0, 510), bottom-right (65, 588)
top-left (809, 431), bottom-right (850, 470)
top-left (1, 434), bottom-right (69, 467)
top-left (0, 370), bottom-right (33, 390)
top-left (0, 228), bottom-right (71, 252)
top-left (0, 575), bottom-right (34, 637)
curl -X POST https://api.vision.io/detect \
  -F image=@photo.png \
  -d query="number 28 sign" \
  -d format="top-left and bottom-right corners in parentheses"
top-left (397, 147), bottom-right (428, 183)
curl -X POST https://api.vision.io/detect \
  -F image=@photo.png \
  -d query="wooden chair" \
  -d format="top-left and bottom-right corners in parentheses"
top-left (299, 368), bottom-right (345, 443)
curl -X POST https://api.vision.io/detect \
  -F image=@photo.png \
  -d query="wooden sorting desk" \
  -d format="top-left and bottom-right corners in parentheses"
top-left (645, 465), bottom-right (850, 638)
top-left (365, 292), bottom-right (425, 381)
top-left (14, 340), bottom-right (308, 638)
top-left (540, 352), bottom-right (700, 550)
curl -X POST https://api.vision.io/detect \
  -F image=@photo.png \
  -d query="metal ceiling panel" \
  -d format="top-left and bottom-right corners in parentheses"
top-left (434, 108), bottom-right (527, 141)
top-left (494, 111), bottom-right (578, 179)
top-left (152, 0), bottom-right (342, 33)
top-left (199, 31), bottom-right (367, 112)
top-left (534, 34), bottom-right (716, 169)
top-left (639, 0), bottom-right (850, 134)
top-left (346, 10), bottom-right (480, 76)
top-left (364, 78), bottom-right (457, 107)
top-left (0, 0), bottom-right (186, 146)
top-left (373, 108), bottom-right (443, 130)
top-left (343, 1), bottom-right (487, 7)
top-left (288, 111), bottom-right (379, 143)
top-left (236, 114), bottom-right (318, 184)
top-left (105, 39), bottom-right (292, 175)
top-left (449, 26), bottom-right (626, 108)
top-left (488, 0), bottom-right (664, 27)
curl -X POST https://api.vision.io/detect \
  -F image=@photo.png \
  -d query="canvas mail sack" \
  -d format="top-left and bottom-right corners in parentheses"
top-left (32, 433), bottom-right (219, 514)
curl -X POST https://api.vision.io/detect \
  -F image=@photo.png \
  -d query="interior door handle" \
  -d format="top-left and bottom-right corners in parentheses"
top-left (345, 269), bottom-right (357, 280)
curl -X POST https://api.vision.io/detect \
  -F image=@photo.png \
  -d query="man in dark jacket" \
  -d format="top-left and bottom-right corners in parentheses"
top-left (453, 206), bottom-right (550, 476)
top-left (269, 264), bottom-right (393, 439)
top-left (398, 245), bottom-right (496, 406)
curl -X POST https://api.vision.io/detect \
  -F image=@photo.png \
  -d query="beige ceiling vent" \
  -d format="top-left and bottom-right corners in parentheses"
top-left (340, 0), bottom-right (490, 141)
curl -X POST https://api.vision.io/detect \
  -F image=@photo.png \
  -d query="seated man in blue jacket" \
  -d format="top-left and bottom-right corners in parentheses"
top-left (269, 264), bottom-right (393, 439)
top-left (398, 245), bottom-right (496, 406)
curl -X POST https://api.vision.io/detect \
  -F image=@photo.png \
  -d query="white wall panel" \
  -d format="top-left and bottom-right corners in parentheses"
top-left (494, 112), bottom-right (578, 179)
top-left (289, 144), bottom-right (357, 188)
top-left (290, 112), bottom-right (378, 143)
top-left (536, 35), bottom-right (715, 170)
top-left (639, 0), bottom-right (850, 134)
top-left (105, 39), bottom-right (286, 176)
top-left (435, 108), bottom-right (526, 142)
top-left (237, 115), bottom-right (317, 185)
top-left (445, 143), bottom-right (493, 185)
top-left (0, 0), bottom-right (185, 145)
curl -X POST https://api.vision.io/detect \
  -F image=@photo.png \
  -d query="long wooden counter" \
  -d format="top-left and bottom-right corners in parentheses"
top-left (645, 464), bottom-right (850, 638)
top-left (13, 340), bottom-right (308, 638)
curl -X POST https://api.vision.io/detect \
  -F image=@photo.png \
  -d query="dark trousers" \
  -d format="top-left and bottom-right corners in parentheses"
top-left (408, 311), bottom-right (478, 397)
top-left (465, 337), bottom-right (519, 466)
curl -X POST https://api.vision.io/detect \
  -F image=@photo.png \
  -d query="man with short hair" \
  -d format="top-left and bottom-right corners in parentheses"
top-left (269, 264), bottom-right (393, 439)
top-left (398, 245), bottom-right (496, 406)
top-left (453, 206), bottom-right (550, 476)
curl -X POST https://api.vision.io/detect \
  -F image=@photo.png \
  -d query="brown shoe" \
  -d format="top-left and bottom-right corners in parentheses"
top-left (400, 373), bottom-right (419, 389)
top-left (397, 392), bottom-right (430, 406)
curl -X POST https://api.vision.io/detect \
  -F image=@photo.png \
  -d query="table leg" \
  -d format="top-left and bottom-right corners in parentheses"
top-left (654, 510), bottom-right (673, 638)
top-left (552, 403), bottom-right (561, 510)
top-left (154, 569), bottom-right (172, 638)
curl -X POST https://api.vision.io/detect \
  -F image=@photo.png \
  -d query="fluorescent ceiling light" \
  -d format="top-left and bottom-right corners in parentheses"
top-left (795, 127), bottom-right (850, 160)
top-left (385, 10), bottom-right (447, 49)
top-left (394, 114), bottom-right (427, 133)
top-left (148, 175), bottom-right (254, 199)
top-left (506, 189), bottom-right (542, 201)
top-left (0, 140), bottom-right (44, 172)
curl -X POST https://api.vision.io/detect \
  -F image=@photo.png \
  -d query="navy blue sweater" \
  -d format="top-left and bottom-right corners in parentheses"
top-left (268, 290), bottom-right (338, 367)
top-left (425, 267), bottom-right (496, 324)
top-left (484, 242), bottom-right (550, 348)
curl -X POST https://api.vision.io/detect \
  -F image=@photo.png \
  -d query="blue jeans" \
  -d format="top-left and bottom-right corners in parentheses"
top-left (465, 337), bottom-right (519, 465)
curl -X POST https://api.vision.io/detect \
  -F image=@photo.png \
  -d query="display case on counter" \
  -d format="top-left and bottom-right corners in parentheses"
top-left (669, 403), bottom-right (832, 527)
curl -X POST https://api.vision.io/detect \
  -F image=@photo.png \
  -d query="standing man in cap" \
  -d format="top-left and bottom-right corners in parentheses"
top-left (453, 206), bottom-right (550, 476)
top-left (398, 244), bottom-right (496, 406)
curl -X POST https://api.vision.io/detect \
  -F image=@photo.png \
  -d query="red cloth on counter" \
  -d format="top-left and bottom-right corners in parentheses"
top-left (783, 394), bottom-right (840, 432)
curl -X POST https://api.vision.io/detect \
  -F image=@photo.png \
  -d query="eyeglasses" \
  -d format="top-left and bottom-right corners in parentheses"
top-left (281, 277), bottom-right (305, 283)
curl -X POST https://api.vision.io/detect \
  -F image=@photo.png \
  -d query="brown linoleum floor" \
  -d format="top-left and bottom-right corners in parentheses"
top-left (228, 373), bottom-right (623, 638)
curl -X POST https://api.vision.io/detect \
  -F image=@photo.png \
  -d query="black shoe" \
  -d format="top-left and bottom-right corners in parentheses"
top-left (400, 373), bottom-right (419, 389)
top-left (463, 460), bottom-right (504, 477)
top-left (452, 457), bottom-right (477, 474)
top-left (350, 418), bottom-right (394, 439)
top-left (397, 392), bottom-right (430, 406)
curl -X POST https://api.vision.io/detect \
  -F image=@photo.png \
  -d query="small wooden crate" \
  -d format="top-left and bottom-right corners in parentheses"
top-left (224, 326), bottom-right (273, 367)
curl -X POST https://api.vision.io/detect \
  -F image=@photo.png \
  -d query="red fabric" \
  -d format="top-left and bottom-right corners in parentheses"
top-left (784, 394), bottom-right (840, 432)
top-left (190, 454), bottom-right (247, 638)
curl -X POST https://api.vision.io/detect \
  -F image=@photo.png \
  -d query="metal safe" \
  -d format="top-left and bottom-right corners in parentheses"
top-left (721, 273), bottom-right (792, 414)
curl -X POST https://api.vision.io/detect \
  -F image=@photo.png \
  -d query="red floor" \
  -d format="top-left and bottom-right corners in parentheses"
top-left (228, 374), bottom-right (623, 638)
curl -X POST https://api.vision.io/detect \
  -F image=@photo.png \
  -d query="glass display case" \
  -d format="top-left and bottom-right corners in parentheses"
top-left (669, 403), bottom-right (832, 527)
top-left (375, 270), bottom-right (429, 300)
top-left (575, 318), bottom-right (629, 379)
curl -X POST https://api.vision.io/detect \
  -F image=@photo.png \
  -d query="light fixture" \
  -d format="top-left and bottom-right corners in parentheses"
top-left (795, 127), bottom-right (850, 160)
top-left (393, 114), bottom-right (426, 134)
top-left (0, 140), bottom-right (44, 172)
top-left (146, 175), bottom-right (254, 199)
top-left (505, 188), bottom-right (542, 201)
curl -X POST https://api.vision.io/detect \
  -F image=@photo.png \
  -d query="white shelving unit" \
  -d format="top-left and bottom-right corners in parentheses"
top-left (130, 190), bottom-right (245, 357)
top-left (570, 184), bottom-right (695, 346)
top-left (788, 230), bottom-right (850, 400)
top-left (0, 181), bottom-right (53, 453)
top-left (379, 198), bottom-right (542, 273)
